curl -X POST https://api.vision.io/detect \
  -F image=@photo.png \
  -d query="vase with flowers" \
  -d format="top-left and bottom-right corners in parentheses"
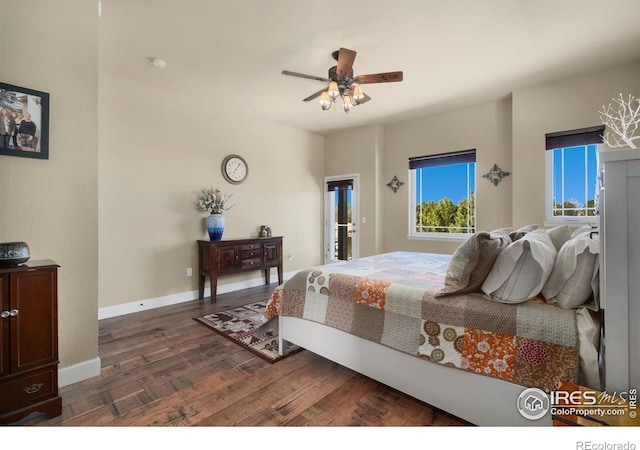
top-left (197, 186), bottom-right (234, 241)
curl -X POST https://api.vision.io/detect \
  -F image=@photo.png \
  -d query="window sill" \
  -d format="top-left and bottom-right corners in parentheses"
top-left (543, 218), bottom-right (597, 228)
top-left (407, 233), bottom-right (471, 242)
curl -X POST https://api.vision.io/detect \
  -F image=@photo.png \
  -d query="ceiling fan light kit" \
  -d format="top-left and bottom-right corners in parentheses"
top-left (282, 47), bottom-right (403, 114)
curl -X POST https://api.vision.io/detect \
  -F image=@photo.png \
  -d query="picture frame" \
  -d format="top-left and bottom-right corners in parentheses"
top-left (0, 82), bottom-right (49, 160)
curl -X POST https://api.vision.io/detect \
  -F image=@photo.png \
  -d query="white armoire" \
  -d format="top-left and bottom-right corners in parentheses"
top-left (599, 148), bottom-right (640, 393)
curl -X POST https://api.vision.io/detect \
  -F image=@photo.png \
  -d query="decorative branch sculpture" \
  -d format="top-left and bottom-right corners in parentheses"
top-left (599, 93), bottom-right (639, 149)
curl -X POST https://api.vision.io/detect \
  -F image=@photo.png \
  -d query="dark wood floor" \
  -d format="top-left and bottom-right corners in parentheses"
top-left (24, 284), bottom-right (467, 426)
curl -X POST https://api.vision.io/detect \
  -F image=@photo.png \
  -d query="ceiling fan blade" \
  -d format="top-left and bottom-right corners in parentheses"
top-left (354, 71), bottom-right (403, 84)
top-left (302, 88), bottom-right (327, 102)
top-left (336, 48), bottom-right (357, 79)
top-left (282, 70), bottom-right (329, 83)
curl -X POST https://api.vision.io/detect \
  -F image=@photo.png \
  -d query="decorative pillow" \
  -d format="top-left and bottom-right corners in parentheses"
top-left (542, 234), bottom-right (599, 309)
top-left (436, 229), bottom-right (512, 297)
top-left (546, 225), bottom-right (572, 252)
top-left (481, 229), bottom-right (557, 303)
top-left (509, 224), bottom-right (539, 241)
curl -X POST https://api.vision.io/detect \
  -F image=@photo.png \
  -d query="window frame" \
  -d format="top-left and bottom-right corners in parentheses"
top-left (407, 150), bottom-right (477, 241)
top-left (544, 126), bottom-right (604, 227)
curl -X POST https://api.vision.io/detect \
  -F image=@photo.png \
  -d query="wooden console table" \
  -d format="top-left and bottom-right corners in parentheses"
top-left (197, 236), bottom-right (283, 302)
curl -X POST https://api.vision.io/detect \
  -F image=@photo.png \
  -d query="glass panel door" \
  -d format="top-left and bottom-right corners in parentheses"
top-left (324, 177), bottom-right (357, 263)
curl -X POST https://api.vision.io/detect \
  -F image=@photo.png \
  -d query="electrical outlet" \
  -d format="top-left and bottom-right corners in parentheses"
top-left (288, 254), bottom-right (294, 261)
top-left (186, 268), bottom-right (193, 277)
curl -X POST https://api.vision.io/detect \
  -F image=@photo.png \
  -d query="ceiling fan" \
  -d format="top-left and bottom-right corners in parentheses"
top-left (282, 47), bottom-right (403, 113)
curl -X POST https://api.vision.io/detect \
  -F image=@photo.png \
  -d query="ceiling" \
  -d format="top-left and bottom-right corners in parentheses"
top-left (98, 0), bottom-right (640, 135)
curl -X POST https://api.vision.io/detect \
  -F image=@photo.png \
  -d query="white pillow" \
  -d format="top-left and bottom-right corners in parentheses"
top-left (481, 230), bottom-right (557, 303)
top-left (509, 224), bottom-right (538, 241)
top-left (542, 234), bottom-right (599, 309)
top-left (571, 224), bottom-right (592, 239)
top-left (545, 225), bottom-right (572, 252)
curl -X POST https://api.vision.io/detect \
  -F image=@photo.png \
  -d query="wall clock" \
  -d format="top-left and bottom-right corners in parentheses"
top-left (221, 154), bottom-right (248, 184)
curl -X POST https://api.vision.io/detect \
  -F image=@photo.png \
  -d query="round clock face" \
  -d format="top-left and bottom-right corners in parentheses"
top-left (222, 155), bottom-right (248, 184)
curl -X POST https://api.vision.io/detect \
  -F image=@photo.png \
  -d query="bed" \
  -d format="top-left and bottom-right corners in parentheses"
top-left (258, 229), bottom-right (602, 426)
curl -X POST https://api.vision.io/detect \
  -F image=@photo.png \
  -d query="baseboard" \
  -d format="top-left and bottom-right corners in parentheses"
top-left (98, 272), bottom-right (294, 320)
top-left (58, 357), bottom-right (101, 387)
top-left (63, 273), bottom-right (292, 388)
top-left (98, 288), bottom-right (202, 320)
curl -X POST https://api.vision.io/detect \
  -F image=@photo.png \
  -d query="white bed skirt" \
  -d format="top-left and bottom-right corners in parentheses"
top-left (279, 315), bottom-right (552, 426)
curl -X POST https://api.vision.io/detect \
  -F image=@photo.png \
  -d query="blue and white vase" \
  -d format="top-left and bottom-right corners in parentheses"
top-left (206, 213), bottom-right (225, 241)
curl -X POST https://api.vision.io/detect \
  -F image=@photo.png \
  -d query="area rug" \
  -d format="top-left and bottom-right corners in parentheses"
top-left (194, 299), bottom-right (302, 363)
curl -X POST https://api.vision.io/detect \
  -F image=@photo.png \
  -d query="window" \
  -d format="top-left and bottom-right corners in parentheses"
top-left (545, 126), bottom-right (604, 224)
top-left (408, 149), bottom-right (476, 239)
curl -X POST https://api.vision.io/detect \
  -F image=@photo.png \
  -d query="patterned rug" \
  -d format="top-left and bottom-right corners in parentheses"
top-left (194, 299), bottom-right (302, 363)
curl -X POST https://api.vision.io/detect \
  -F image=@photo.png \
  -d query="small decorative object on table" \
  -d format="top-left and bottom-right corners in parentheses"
top-left (259, 225), bottom-right (272, 237)
top-left (0, 242), bottom-right (30, 265)
top-left (197, 186), bottom-right (234, 241)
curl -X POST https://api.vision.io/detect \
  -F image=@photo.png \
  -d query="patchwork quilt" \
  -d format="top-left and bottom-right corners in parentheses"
top-left (259, 252), bottom-right (579, 391)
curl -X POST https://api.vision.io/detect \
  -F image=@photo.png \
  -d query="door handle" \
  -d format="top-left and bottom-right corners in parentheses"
top-left (9, 309), bottom-right (18, 317)
top-left (0, 311), bottom-right (9, 319)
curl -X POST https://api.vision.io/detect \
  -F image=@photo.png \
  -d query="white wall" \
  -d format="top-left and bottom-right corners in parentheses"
top-left (324, 125), bottom-right (384, 257)
top-left (512, 61), bottom-right (640, 227)
top-left (382, 99), bottom-right (513, 254)
top-left (0, 1), bottom-right (99, 372)
top-left (98, 74), bottom-right (325, 309)
top-left (324, 99), bottom-right (513, 256)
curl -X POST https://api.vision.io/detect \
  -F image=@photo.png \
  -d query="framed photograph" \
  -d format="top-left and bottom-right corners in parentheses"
top-left (0, 82), bottom-right (49, 160)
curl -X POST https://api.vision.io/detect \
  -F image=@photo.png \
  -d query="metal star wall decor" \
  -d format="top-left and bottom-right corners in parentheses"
top-left (482, 164), bottom-right (511, 187)
top-left (387, 175), bottom-right (404, 193)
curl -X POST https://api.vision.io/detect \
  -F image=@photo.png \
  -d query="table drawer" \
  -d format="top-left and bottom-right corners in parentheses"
top-left (0, 367), bottom-right (57, 411)
top-left (242, 249), bottom-right (261, 259)
top-left (240, 243), bottom-right (261, 251)
top-left (241, 258), bottom-right (261, 269)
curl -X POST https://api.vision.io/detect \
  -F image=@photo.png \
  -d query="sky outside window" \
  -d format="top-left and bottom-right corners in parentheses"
top-left (552, 144), bottom-right (597, 208)
top-left (415, 163), bottom-right (476, 203)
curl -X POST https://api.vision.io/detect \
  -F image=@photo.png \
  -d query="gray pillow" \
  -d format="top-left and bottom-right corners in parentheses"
top-left (437, 230), bottom-right (511, 297)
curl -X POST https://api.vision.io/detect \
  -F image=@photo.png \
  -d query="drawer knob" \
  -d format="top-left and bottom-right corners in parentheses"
top-left (23, 383), bottom-right (44, 394)
top-left (0, 311), bottom-right (9, 319)
top-left (9, 309), bottom-right (18, 317)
